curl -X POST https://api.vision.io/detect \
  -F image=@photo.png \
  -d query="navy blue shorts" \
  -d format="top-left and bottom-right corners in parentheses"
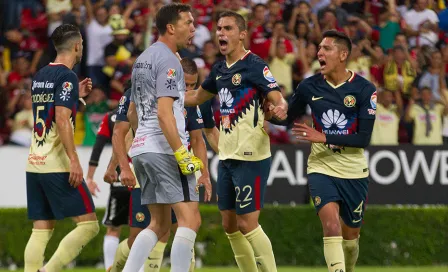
top-left (217, 158), bottom-right (271, 215)
top-left (129, 188), bottom-right (177, 229)
top-left (26, 172), bottom-right (95, 220)
top-left (308, 173), bottom-right (369, 228)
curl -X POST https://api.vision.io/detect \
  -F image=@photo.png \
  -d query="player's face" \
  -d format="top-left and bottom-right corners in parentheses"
top-left (174, 11), bottom-right (195, 51)
top-left (421, 89), bottom-right (432, 104)
top-left (317, 37), bottom-right (348, 75)
top-left (184, 72), bottom-right (198, 91)
top-left (216, 16), bottom-right (247, 56)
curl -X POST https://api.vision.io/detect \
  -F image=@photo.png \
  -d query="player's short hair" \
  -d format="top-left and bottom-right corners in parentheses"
top-left (323, 30), bottom-right (352, 56)
top-left (180, 58), bottom-right (198, 75)
top-left (217, 11), bottom-right (247, 31)
top-left (252, 3), bottom-right (267, 11)
top-left (51, 24), bottom-right (82, 53)
top-left (155, 3), bottom-right (191, 35)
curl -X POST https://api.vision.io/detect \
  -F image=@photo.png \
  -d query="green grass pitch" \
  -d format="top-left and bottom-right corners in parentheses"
top-left (1, 267), bottom-right (447, 272)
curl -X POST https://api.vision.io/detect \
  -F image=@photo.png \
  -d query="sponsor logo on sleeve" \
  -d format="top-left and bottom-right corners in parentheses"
top-left (167, 69), bottom-right (176, 79)
top-left (263, 66), bottom-right (276, 83)
top-left (370, 91), bottom-right (377, 110)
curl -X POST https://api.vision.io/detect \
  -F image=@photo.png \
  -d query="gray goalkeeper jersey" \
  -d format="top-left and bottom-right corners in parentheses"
top-left (129, 41), bottom-right (187, 157)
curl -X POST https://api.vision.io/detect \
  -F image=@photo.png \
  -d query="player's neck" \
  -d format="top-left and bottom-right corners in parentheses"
top-left (158, 36), bottom-right (177, 54)
top-left (226, 46), bottom-right (248, 67)
top-left (325, 69), bottom-right (352, 86)
top-left (53, 54), bottom-right (76, 70)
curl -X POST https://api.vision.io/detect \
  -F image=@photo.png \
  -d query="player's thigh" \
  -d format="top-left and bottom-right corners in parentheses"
top-left (102, 186), bottom-right (131, 228)
top-left (39, 173), bottom-right (96, 220)
top-left (336, 177), bottom-right (369, 230)
top-left (26, 172), bottom-right (55, 221)
top-left (217, 160), bottom-right (236, 212)
top-left (171, 201), bottom-right (201, 232)
top-left (232, 157), bottom-right (271, 216)
top-left (132, 154), bottom-right (156, 205)
top-left (308, 173), bottom-right (342, 214)
top-left (129, 188), bottom-right (151, 229)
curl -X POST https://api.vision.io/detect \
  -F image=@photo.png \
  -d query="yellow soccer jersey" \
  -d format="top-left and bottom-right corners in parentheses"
top-left (408, 103), bottom-right (444, 145)
top-left (27, 63), bottom-right (79, 173)
top-left (371, 103), bottom-right (400, 145)
top-left (201, 51), bottom-right (282, 161)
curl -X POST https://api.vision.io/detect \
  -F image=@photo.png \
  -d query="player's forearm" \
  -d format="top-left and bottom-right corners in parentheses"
top-left (325, 119), bottom-right (375, 148)
top-left (56, 118), bottom-right (79, 162)
top-left (87, 165), bottom-right (96, 180)
top-left (158, 112), bottom-right (183, 151)
top-left (112, 124), bottom-right (132, 171)
top-left (191, 135), bottom-right (209, 175)
top-left (127, 102), bottom-right (138, 131)
top-left (203, 127), bottom-right (219, 153)
top-left (185, 88), bottom-right (214, 107)
top-left (89, 135), bottom-right (108, 166)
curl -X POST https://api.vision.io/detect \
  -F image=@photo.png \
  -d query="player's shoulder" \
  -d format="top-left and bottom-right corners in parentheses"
top-left (298, 73), bottom-right (324, 89)
top-left (123, 88), bottom-right (132, 99)
top-left (244, 51), bottom-right (266, 66)
top-left (351, 73), bottom-right (376, 95)
top-left (35, 63), bottom-right (73, 79)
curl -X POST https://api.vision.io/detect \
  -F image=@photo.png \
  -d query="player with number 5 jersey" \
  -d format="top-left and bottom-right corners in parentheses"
top-left (24, 24), bottom-right (98, 272)
top-left (185, 11), bottom-right (288, 272)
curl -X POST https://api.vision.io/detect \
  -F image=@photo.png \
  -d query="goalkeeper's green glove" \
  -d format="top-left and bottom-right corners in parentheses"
top-left (174, 145), bottom-right (203, 175)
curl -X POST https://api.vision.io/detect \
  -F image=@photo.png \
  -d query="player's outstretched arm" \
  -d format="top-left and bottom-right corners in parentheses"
top-left (56, 106), bottom-right (83, 188)
top-left (190, 129), bottom-right (212, 202)
top-left (184, 86), bottom-right (215, 107)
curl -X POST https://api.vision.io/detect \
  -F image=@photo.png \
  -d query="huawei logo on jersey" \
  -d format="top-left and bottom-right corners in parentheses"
top-left (321, 109), bottom-right (350, 135)
top-left (219, 88), bottom-right (234, 108)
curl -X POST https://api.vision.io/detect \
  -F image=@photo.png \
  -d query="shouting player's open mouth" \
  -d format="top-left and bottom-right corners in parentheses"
top-left (187, 34), bottom-right (194, 45)
top-left (319, 59), bottom-right (327, 72)
top-left (218, 39), bottom-right (228, 52)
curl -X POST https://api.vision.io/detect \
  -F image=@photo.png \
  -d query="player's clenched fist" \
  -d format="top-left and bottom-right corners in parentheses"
top-left (69, 159), bottom-right (83, 188)
top-left (174, 145), bottom-right (203, 175)
top-left (103, 166), bottom-right (118, 184)
top-left (120, 168), bottom-right (136, 188)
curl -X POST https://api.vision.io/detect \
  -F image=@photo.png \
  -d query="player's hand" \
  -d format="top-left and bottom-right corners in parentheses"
top-left (196, 172), bottom-right (212, 202)
top-left (103, 167), bottom-right (118, 184)
top-left (268, 103), bottom-right (288, 121)
top-left (120, 167), bottom-right (136, 188)
top-left (69, 160), bottom-right (83, 188)
top-left (174, 145), bottom-right (203, 175)
top-left (292, 122), bottom-right (326, 143)
top-left (86, 178), bottom-right (100, 197)
top-left (79, 77), bottom-right (93, 98)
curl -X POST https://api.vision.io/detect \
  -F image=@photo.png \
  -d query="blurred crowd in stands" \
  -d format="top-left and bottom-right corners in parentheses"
top-left (1, 0), bottom-right (448, 147)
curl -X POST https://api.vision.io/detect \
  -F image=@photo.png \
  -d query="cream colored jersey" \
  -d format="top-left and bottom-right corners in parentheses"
top-left (371, 103), bottom-right (400, 145)
top-left (409, 103), bottom-right (444, 145)
top-left (27, 63), bottom-right (79, 173)
top-left (201, 51), bottom-right (281, 161)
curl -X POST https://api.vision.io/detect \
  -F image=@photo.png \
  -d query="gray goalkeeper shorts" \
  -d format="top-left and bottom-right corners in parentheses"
top-left (132, 152), bottom-right (199, 205)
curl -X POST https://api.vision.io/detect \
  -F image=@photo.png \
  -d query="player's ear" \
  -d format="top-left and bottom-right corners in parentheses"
top-left (239, 30), bottom-right (247, 41)
top-left (340, 50), bottom-right (348, 62)
top-left (166, 23), bottom-right (175, 35)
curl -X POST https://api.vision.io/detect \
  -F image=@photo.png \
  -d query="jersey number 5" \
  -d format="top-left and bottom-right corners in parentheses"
top-left (35, 105), bottom-right (46, 141)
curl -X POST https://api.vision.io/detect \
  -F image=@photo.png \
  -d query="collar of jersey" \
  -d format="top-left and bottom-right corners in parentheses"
top-left (226, 50), bottom-right (251, 68)
top-left (324, 69), bottom-right (356, 89)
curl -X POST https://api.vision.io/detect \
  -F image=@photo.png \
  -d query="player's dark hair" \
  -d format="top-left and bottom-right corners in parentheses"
top-left (323, 30), bottom-right (352, 56)
top-left (218, 11), bottom-right (247, 31)
top-left (51, 24), bottom-right (82, 53)
top-left (180, 58), bottom-right (198, 75)
top-left (252, 3), bottom-right (267, 11)
top-left (155, 3), bottom-right (191, 35)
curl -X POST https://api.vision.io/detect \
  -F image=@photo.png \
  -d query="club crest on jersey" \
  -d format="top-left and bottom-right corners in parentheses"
top-left (263, 66), bottom-right (275, 83)
top-left (136, 212), bottom-right (145, 222)
top-left (370, 91), bottom-right (377, 110)
top-left (167, 69), bottom-right (176, 79)
top-left (119, 95), bottom-right (127, 106)
top-left (314, 196), bottom-right (321, 206)
top-left (232, 73), bottom-right (242, 86)
top-left (343, 95), bottom-right (356, 108)
top-left (183, 108), bottom-right (188, 118)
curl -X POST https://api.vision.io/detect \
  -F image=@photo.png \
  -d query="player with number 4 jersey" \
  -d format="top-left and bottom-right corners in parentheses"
top-left (268, 30), bottom-right (376, 272)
